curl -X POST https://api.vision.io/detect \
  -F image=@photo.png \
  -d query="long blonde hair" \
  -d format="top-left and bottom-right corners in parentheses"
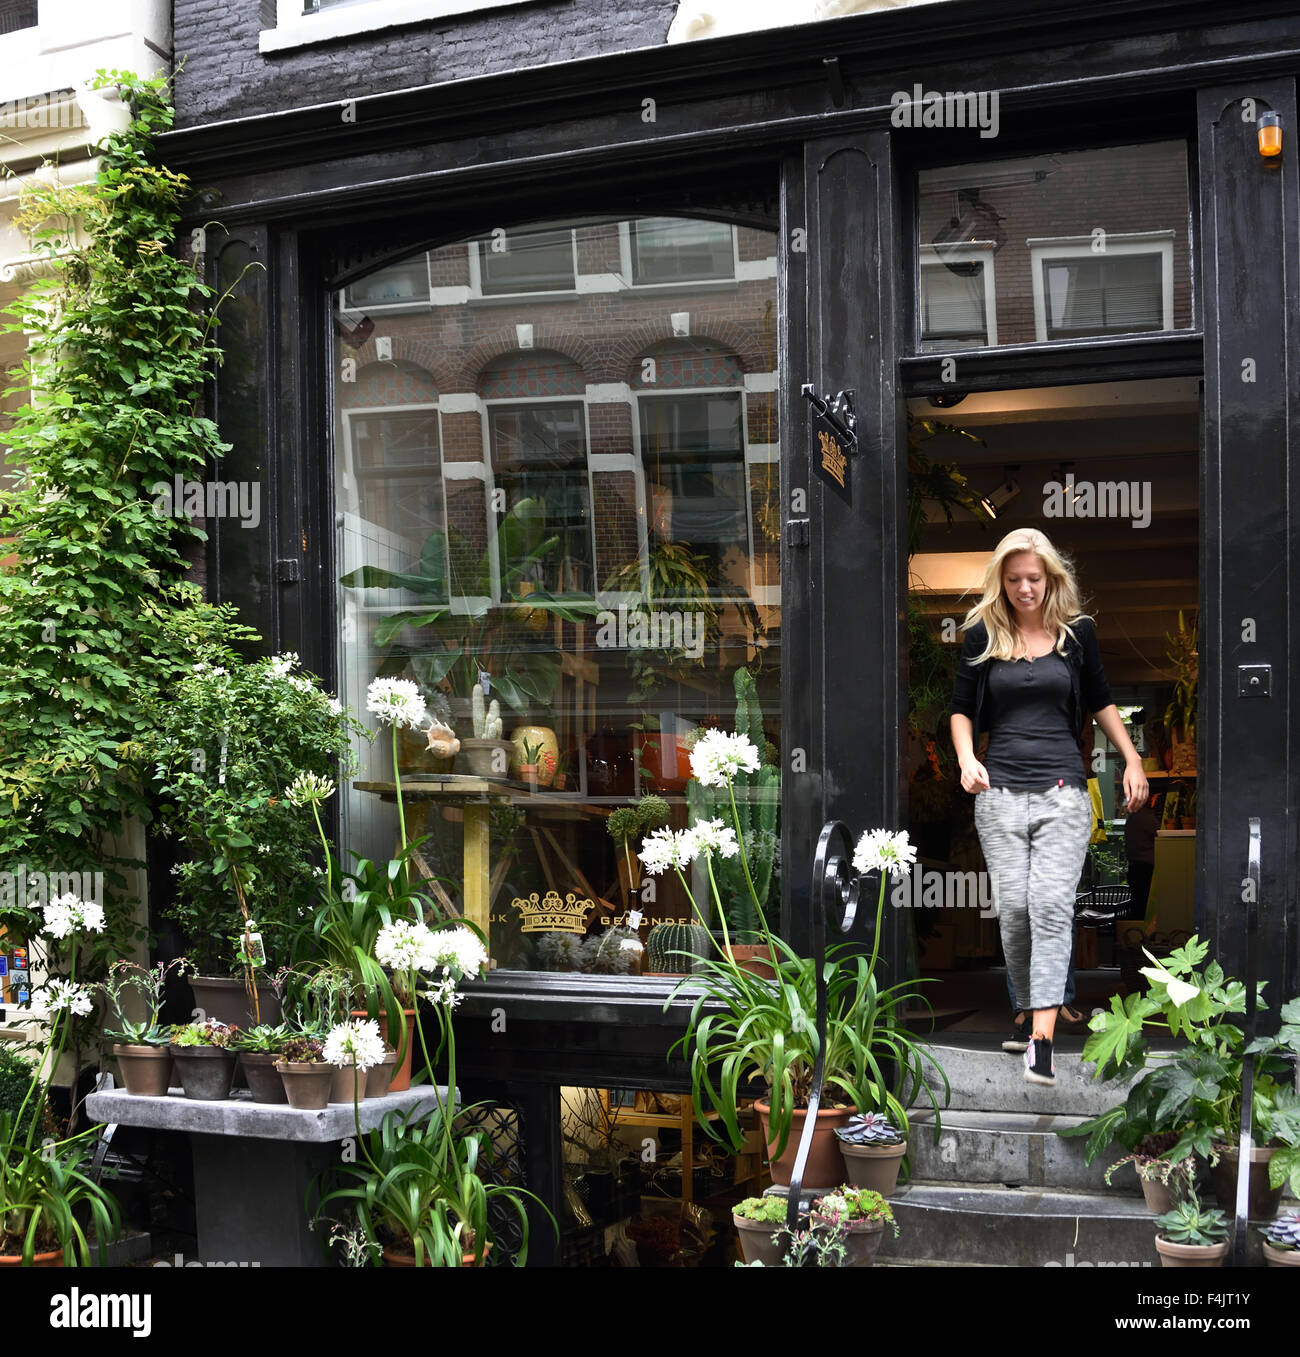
top-left (960, 528), bottom-right (1090, 663)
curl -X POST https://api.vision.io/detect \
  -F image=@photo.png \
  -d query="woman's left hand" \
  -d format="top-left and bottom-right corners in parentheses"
top-left (1122, 759), bottom-right (1150, 812)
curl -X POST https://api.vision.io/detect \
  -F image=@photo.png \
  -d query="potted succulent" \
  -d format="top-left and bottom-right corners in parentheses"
top-left (809, 1185), bottom-right (899, 1267)
top-left (275, 1036), bottom-right (333, 1110)
top-left (835, 1112), bottom-right (908, 1196)
top-left (649, 728), bottom-right (948, 1191)
top-left (1153, 1180), bottom-right (1229, 1267)
top-left (513, 734), bottom-right (543, 785)
top-left (231, 1024), bottom-right (293, 1103)
top-left (97, 959), bottom-right (185, 1097)
top-left (1259, 1209), bottom-right (1300, 1267)
top-left (732, 1194), bottom-right (793, 1267)
top-left (169, 1019), bottom-right (240, 1101)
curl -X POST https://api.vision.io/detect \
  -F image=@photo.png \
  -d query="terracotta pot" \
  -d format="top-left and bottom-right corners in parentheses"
top-left (113, 1043), bottom-right (173, 1097)
top-left (838, 1139), bottom-right (907, 1197)
top-left (0, 1249), bottom-right (63, 1267)
top-left (456, 738), bottom-right (514, 779)
top-left (1155, 1237), bottom-right (1228, 1267)
top-left (1209, 1144), bottom-right (1283, 1220)
top-left (1263, 1242), bottom-right (1300, 1267)
top-left (276, 1060), bottom-right (334, 1110)
top-left (187, 974), bottom-right (282, 1029)
top-left (733, 1212), bottom-right (790, 1266)
top-left (169, 1045), bottom-right (237, 1101)
top-left (813, 1214), bottom-right (887, 1266)
top-left (635, 732), bottom-right (691, 793)
top-left (509, 726), bottom-right (558, 786)
top-left (238, 1051), bottom-right (289, 1103)
top-left (726, 944), bottom-right (775, 980)
top-left (365, 1050), bottom-right (399, 1098)
top-left (754, 1099), bottom-right (854, 1190)
top-left (329, 1061), bottom-right (368, 1104)
top-left (383, 1242), bottom-right (492, 1267)
top-left (1141, 1177), bottom-right (1177, 1215)
top-left (376, 1010), bottom-right (419, 1092)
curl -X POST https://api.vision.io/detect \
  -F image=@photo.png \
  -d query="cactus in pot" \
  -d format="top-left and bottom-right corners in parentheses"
top-left (456, 682), bottom-right (511, 777)
top-left (646, 920), bottom-right (711, 974)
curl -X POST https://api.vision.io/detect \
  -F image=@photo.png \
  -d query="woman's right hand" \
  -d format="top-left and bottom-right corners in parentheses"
top-left (959, 758), bottom-right (991, 794)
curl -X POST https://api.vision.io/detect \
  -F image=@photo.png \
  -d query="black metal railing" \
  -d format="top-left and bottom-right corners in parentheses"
top-left (1231, 817), bottom-right (1261, 1267)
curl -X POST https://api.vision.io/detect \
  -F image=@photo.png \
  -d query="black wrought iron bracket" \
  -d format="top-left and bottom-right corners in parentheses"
top-left (1232, 817), bottom-right (1261, 1266)
top-left (785, 820), bottom-right (866, 1237)
top-left (801, 382), bottom-right (858, 451)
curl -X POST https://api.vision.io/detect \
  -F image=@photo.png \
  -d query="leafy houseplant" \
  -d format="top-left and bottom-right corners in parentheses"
top-left (809, 1185), bottom-right (898, 1267)
top-left (1104, 1142), bottom-right (1194, 1216)
top-left (647, 729), bottom-right (948, 1188)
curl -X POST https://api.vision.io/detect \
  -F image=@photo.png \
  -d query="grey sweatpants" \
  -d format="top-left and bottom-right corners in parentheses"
top-left (973, 784), bottom-right (1092, 1012)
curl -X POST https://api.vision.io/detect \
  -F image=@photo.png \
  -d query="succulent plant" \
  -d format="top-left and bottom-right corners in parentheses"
top-left (470, 683), bottom-right (503, 740)
top-left (734, 1195), bottom-right (790, 1223)
top-left (536, 932), bottom-right (585, 972)
top-left (582, 926), bottom-right (642, 975)
top-left (646, 920), bottom-right (711, 973)
top-left (171, 1019), bottom-right (238, 1048)
top-left (279, 1036), bottom-right (326, 1064)
top-left (835, 1112), bottom-right (904, 1146)
top-left (1261, 1210), bottom-right (1300, 1251)
top-left (1155, 1193), bottom-right (1228, 1245)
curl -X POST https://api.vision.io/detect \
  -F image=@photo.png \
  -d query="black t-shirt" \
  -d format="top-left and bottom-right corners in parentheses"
top-left (982, 652), bottom-right (1088, 791)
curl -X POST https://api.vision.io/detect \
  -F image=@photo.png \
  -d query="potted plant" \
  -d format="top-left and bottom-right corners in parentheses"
top-left (456, 682), bottom-right (513, 778)
top-left (2, 897), bottom-right (122, 1265)
top-left (169, 1019), bottom-right (240, 1101)
top-left (645, 918), bottom-right (712, 976)
top-left (148, 652), bottom-right (364, 1026)
top-left (510, 725), bottom-right (558, 787)
top-left (809, 1185), bottom-right (899, 1267)
top-left (1259, 1209), bottom-right (1300, 1267)
top-left (513, 734), bottom-right (544, 785)
top-left (275, 1035), bottom-right (334, 1109)
top-left (1154, 1180), bottom-right (1229, 1267)
top-left (647, 728), bottom-right (948, 1190)
top-left (324, 1018), bottom-right (385, 1106)
top-left (97, 959), bottom-right (185, 1097)
top-left (231, 1024), bottom-right (293, 1103)
top-left (835, 1112), bottom-right (908, 1196)
top-left (1104, 1142), bottom-right (1194, 1215)
top-left (732, 1194), bottom-right (792, 1267)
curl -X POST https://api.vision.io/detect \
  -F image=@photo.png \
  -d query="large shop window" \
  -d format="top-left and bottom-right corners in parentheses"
top-left (332, 217), bottom-right (781, 977)
top-left (916, 142), bottom-right (1192, 352)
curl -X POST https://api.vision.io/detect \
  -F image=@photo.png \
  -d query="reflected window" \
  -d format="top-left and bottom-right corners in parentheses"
top-left (343, 255), bottom-right (431, 308)
top-left (1030, 233), bottom-right (1173, 341)
top-left (629, 218), bottom-right (735, 285)
top-left (476, 227), bottom-right (576, 295)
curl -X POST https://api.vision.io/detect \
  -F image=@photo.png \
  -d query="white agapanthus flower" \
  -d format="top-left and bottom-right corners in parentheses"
top-left (427, 926), bottom-right (489, 982)
top-left (323, 1018), bottom-right (385, 1072)
top-left (43, 978), bottom-right (93, 1016)
top-left (365, 677), bottom-right (428, 730)
top-left (852, 829), bottom-right (917, 882)
top-left (42, 893), bottom-right (106, 940)
top-left (681, 818), bottom-right (740, 861)
top-left (285, 772), bottom-right (336, 807)
top-left (637, 827), bottom-right (684, 876)
top-left (375, 919), bottom-right (440, 973)
top-left (688, 729), bottom-right (761, 788)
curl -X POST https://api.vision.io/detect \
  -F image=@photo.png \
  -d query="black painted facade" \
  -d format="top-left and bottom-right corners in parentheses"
top-left (164, 0), bottom-right (1300, 1263)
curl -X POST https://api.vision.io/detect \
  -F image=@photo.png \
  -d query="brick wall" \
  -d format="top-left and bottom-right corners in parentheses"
top-left (173, 0), bottom-right (678, 128)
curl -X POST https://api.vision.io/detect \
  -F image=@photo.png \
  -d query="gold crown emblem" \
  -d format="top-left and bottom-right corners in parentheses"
top-left (510, 890), bottom-right (594, 935)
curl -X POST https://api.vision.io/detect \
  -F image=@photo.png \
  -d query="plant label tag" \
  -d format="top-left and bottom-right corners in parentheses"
top-left (244, 931), bottom-right (267, 966)
top-left (479, 670), bottom-right (491, 694)
top-left (628, 909), bottom-right (643, 928)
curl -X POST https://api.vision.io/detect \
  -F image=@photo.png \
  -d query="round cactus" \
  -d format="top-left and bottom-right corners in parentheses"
top-left (646, 920), bottom-right (711, 973)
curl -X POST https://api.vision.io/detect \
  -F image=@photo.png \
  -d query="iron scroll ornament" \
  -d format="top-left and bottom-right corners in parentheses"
top-left (784, 820), bottom-right (866, 1238)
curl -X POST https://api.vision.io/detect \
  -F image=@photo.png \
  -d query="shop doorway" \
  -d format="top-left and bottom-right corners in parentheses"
top-left (904, 376), bottom-right (1200, 1038)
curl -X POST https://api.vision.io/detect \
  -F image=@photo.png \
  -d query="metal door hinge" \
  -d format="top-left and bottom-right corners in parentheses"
top-left (785, 519), bottom-right (810, 548)
top-left (277, 558), bottom-right (301, 584)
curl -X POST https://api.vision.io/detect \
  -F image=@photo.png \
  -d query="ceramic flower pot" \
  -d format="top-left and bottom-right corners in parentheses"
top-left (169, 1045), bottom-right (237, 1101)
top-left (1263, 1242), bottom-right (1300, 1267)
top-left (814, 1214), bottom-right (887, 1267)
top-left (1210, 1145), bottom-right (1283, 1220)
top-left (1141, 1177), bottom-right (1177, 1215)
top-left (187, 974), bottom-right (281, 1028)
top-left (113, 1043), bottom-right (173, 1097)
top-left (509, 726), bottom-right (558, 786)
top-left (1155, 1237), bottom-right (1228, 1267)
top-left (838, 1139), bottom-right (907, 1197)
top-left (374, 1009), bottom-right (418, 1092)
top-left (276, 1060), bottom-right (334, 1110)
top-left (456, 738), bottom-right (514, 779)
top-left (365, 1050), bottom-right (398, 1098)
top-left (238, 1051), bottom-right (289, 1103)
top-left (0, 1249), bottom-right (63, 1267)
top-left (329, 1061), bottom-right (368, 1104)
top-left (754, 1100), bottom-right (853, 1190)
top-left (733, 1213), bottom-right (790, 1266)
top-left (725, 943), bottom-right (775, 980)
top-left (383, 1242), bottom-right (493, 1267)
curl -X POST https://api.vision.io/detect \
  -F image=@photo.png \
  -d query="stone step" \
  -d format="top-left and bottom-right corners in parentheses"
top-left (908, 1109), bottom-right (1132, 1193)
top-left (922, 1040), bottom-right (1140, 1116)
top-left (886, 1182), bottom-right (1163, 1267)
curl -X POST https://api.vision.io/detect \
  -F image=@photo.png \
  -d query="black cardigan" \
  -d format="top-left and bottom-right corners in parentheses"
top-left (949, 616), bottom-right (1114, 752)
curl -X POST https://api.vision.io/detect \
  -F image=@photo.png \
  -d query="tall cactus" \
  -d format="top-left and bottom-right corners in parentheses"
top-left (686, 667), bottom-right (779, 939)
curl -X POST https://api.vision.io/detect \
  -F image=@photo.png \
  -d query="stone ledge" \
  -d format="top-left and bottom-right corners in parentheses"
top-left (85, 1085), bottom-right (454, 1143)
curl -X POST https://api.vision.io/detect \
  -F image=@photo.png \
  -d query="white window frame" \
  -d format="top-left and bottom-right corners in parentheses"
top-left (617, 219), bottom-right (742, 291)
top-left (480, 394), bottom-right (597, 605)
top-left (467, 229), bottom-right (579, 302)
top-left (631, 386), bottom-right (762, 605)
top-left (917, 241), bottom-right (999, 349)
top-left (1028, 231), bottom-right (1175, 343)
top-left (263, 0), bottom-right (533, 54)
top-left (341, 253), bottom-right (434, 312)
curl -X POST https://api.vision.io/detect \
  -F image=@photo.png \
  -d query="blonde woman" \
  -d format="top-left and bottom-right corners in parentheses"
top-left (949, 528), bottom-right (1147, 1085)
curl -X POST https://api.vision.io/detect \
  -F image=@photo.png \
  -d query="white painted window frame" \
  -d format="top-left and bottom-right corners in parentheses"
top-left (917, 240), bottom-right (999, 349)
top-left (1027, 230), bottom-right (1175, 343)
top-left (466, 228), bottom-right (579, 302)
top-left (264, 0), bottom-right (534, 54)
top-left (616, 219), bottom-right (742, 291)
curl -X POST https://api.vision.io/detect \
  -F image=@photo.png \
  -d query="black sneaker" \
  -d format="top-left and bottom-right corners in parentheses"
top-left (1024, 1035), bottom-right (1055, 1085)
top-left (1001, 1012), bottom-right (1029, 1053)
